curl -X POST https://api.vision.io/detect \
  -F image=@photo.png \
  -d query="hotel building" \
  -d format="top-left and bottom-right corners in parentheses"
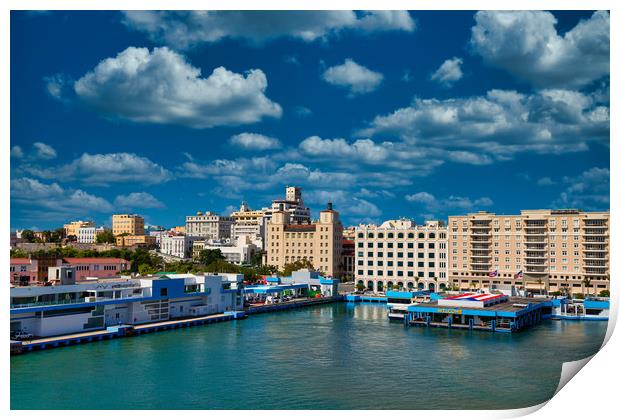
top-left (116, 235), bottom-right (157, 248)
top-left (355, 219), bottom-right (448, 292)
top-left (77, 226), bottom-right (106, 244)
top-left (447, 210), bottom-right (610, 295)
top-left (266, 203), bottom-right (343, 277)
top-left (230, 202), bottom-right (266, 247)
top-left (112, 214), bottom-right (145, 236)
top-left (185, 211), bottom-right (234, 240)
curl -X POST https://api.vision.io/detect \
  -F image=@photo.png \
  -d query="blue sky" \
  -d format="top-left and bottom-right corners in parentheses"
top-left (10, 10), bottom-right (610, 230)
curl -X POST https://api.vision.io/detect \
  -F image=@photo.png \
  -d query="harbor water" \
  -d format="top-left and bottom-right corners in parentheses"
top-left (11, 302), bottom-right (607, 410)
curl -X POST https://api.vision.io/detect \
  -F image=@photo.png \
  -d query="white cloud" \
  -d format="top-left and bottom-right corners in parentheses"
top-left (304, 189), bottom-right (382, 223)
top-left (361, 88), bottom-right (609, 161)
top-left (73, 47), bottom-right (282, 129)
top-left (322, 59), bottom-right (383, 96)
top-left (431, 57), bottom-right (463, 87)
top-left (32, 142), bottom-right (57, 160)
top-left (229, 132), bottom-right (281, 150)
top-left (405, 192), bottom-right (493, 213)
top-left (25, 152), bottom-right (172, 186)
top-left (122, 11), bottom-right (414, 49)
top-left (536, 177), bottom-right (556, 186)
top-left (11, 146), bottom-right (24, 159)
top-left (553, 167), bottom-right (609, 209)
top-left (471, 11), bottom-right (609, 87)
top-left (114, 192), bottom-right (165, 209)
top-left (11, 178), bottom-right (113, 219)
top-left (43, 74), bottom-right (71, 100)
top-left (299, 136), bottom-right (390, 163)
top-left (275, 163), bottom-right (356, 186)
top-left (295, 106), bottom-right (313, 117)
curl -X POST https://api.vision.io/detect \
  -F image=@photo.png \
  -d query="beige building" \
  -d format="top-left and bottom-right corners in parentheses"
top-left (64, 220), bottom-right (94, 237)
top-left (355, 219), bottom-right (448, 292)
top-left (447, 209), bottom-right (610, 295)
top-left (266, 203), bottom-right (343, 277)
top-left (230, 202), bottom-right (266, 247)
top-left (185, 211), bottom-right (233, 240)
top-left (112, 214), bottom-right (145, 236)
top-left (115, 235), bottom-right (156, 248)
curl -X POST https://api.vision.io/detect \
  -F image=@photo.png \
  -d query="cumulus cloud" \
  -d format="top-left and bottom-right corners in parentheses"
top-left (552, 167), bottom-right (609, 209)
top-left (431, 57), bottom-right (463, 87)
top-left (114, 192), bottom-right (165, 209)
top-left (229, 132), bottom-right (281, 150)
top-left (537, 177), bottom-right (556, 186)
top-left (10, 146), bottom-right (24, 159)
top-left (24, 152), bottom-right (172, 186)
top-left (322, 59), bottom-right (384, 96)
top-left (73, 47), bottom-right (282, 129)
top-left (305, 189), bottom-right (382, 223)
top-left (32, 142), bottom-right (57, 160)
top-left (43, 74), bottom-right (71, 100)
top-left (471, 11), bottom-right (609, 87)
top-left (405, 191), bottom-right (493, 213)
top-left (11, 177), bottom-right (113, 219)
top-left (122, 11), bottom-right (414, 49)
top-left (360, 88), bottom-right (609, 161)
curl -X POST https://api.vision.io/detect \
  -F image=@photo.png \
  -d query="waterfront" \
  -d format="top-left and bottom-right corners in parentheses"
top-left (11, 303), bottom-right (607, 410)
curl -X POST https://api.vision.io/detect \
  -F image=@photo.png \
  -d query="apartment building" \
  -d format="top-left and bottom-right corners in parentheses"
top-left (355, 219), bottom-right (448, 292)
top-left (49, 258), bottom-right (131, 282)
top-left (185, 211), bottom-right (234, 240)
top-left (192, 235), bottom-right (259, 265)
top-left (342, 239), bottom-right (355, 282)
top-left (112, 214), bottom-right (145, 236)
top-left (64, 220), bottom-right (94, 238)
top-left (266, 203), bottom-right (343, 277)
top-left (447, 210), bottom-right (610, 295)
top-left (160, 234), bottom-right (196, 259)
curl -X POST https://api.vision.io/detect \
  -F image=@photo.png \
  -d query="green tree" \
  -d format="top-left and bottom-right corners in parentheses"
top-left (599, 290), bottom-right (610, 297)
top-left (279, 259), bottom-right (314, 277)
top-left (138, 263), bottom-right (158, 275)
top-left (20, 230), bottom-right (35, 242)
top-left (355, 283), bottom-right (365, 292)
top-left (96, 230), bottom-right (116, 244)
top-left (197, 249), bottom-right (225, 266)
top-left (250, 251), bottom-right (264, 267)
top-left (256, 264), bottom-right (278, 276)
top-left (205, 259), bottom-right (239, 274)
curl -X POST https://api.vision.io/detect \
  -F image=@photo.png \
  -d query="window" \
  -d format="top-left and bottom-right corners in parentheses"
top-left (160, 288), bottom-right (168, 297)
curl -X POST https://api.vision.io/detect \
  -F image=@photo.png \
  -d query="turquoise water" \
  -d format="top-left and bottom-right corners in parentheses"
top-left (11, 303), bottom-right (607, 410)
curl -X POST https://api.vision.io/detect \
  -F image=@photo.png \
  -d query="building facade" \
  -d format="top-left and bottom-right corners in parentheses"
top-left (355, 219), bottom-right (448, 292)
top-left (116, 235), bottom-right (156, 248)
top-left (447, 210), bottom-right (610, 295)
top-left (10, 258), bottom-right (39, 286)
top-left (112, 214), bottom-right (145, 236)
top-left (230, 202), bottom-right (266, 247)
top-left (266, 203), bottom-right (343, 277)
top-left (54, 258), bottom-right (131, 282)
top-left (185, 211), bottom-right (234, 240)
top-left (192, 235), bottom-right (259, 265)
top-left (64, 220), bottom-right (94, 238)
top-left (160, 234), bottom-right (196, 259)
top-left (77, 226), bottom-right (105, 244)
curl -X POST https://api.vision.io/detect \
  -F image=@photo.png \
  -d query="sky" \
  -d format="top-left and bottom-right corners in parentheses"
top-left (9, 10), bottom-right (610, 230)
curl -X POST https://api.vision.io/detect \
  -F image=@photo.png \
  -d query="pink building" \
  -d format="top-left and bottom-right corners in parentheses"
top-left (10, 258), bottom-right (38, 286)
top-left (61, 258), bottom-right (131, 281)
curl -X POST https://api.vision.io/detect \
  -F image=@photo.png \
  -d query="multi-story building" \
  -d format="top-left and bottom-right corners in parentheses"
top-left (77, 226), bottom-right (106, 244)
top-left (193, 235), bottom-right (259, 265)
top-left (355, 219), bottom-right (448, 292)
top-left (115, 235), bottom-right (156, 248)
top-left (342, 227), bottom-right (356, 241)
top-left (112, 214), bottom-right (145, 236)
top-left (10, 258), bottom-right (39, 286)
top-left (230, 202), bottom-right (266, 247)
top-left (447, 210), bottom-right (610, 295)
top-left (49, 258), bottom-right (132, 282)
top-left (266, 203), bottom-right (343, 277)
top-left (160, 234), bottom-right (196, 259)
top-left (341, 239), bottom-right (355, 282)
top-left (63, 220), bottom-right (94, 238)
top-left (185, 211), bottom-right (234, 240)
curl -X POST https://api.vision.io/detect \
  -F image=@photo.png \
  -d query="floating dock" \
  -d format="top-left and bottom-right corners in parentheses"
top-left (246, 295), bottom-right (342, 314)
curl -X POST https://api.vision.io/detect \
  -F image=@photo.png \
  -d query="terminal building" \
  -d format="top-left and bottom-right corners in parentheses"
top-left (10, 273), bottom-right (244, 338)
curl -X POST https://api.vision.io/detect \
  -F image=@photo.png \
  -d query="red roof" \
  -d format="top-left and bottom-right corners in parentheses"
top-left (64, 258), bottom-right (130, 264)
top-left (10, 258), bottom-right (32, 265)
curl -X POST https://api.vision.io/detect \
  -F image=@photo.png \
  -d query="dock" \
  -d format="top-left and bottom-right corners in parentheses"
top-left (246, 295), bottom-right (342, 314)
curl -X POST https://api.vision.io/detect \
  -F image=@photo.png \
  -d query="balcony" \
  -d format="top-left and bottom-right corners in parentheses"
top-left (584, 220), bottom-right (607, 227)
top-left (583, 230), bottom-right (607, 236)
top-left (524, 252), bottom-right (546, 258)
top-left (584, 237), bottom-right (608, 243)
top-left (524, 239), bottom-right (547, 245)
top-left (470, 237), bottom-right (492, 243)
top-left (471, 266), bottom-right (492, 272)
top-left (524, 268), bottom-right (547, 273)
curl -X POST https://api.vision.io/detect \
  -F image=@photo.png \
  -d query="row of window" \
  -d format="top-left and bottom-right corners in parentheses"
top-left (358, 242), bottom-right (441, 249)
top-left (357, 231), bottom-right (445, 239)
top-left (357, 269), bottom-right (445, 278)
top-left (359, 260), bottom-right (441, 268)
top-left (357, 251), bottom-right (443, 259)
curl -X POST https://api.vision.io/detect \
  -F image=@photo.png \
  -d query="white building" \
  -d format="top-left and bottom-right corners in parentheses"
top-left (77, 227), bottom-right (106, 244)
top-left (185, 211), bottom-right (234, 240)
top-left (160, 234), bottom-right (197, 259)
top-left (355, 219), bottom-right (449, 292)
top-left (10, 273), bottom-right (244, 338)
top-left (193, 235), bottom-right (259, 265)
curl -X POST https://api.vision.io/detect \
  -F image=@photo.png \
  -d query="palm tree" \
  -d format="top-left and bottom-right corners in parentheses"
top-left (582, 278), bottom-right (592, 298)
top-left (536, 279), bottom-right (544, 295)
